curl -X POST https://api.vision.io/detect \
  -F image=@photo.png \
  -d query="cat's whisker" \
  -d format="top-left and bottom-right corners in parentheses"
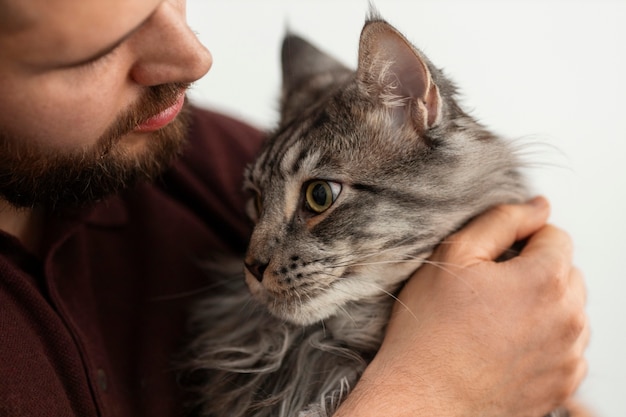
top-left (511, 138), bottom-right (572, 172)
top-left (331, 244), bottom-right (430, 269)
top-left (418, 260), bottom-right (481, 293)
top-left (329, 254), bottom-right (488, 309)
top-left (298, 292), bottom-right (311, 320)
top-left (349, 256), bottom-right (481, 287)
top-left (335, 302), bottom-right (359, 327)
top-left (316, 270), bottom-right (346, 281)
top-left (320, 280), bottom-right (419, 326)
top-left (347, 258), bottom-right (425, 268)
top-left (363, 283), bottom-right (419, 325)
top-left (150, 276), bottom-right (240, 302)
top-left (243, 294), bottom-right (267, 320)
top-left (320, 317), bottom-right (328, 338)
top-left (329, 239), bottom-right (521, 274)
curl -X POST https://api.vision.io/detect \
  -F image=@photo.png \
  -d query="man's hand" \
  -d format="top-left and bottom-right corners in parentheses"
top-left (336, 197), bottom-right (589, 417)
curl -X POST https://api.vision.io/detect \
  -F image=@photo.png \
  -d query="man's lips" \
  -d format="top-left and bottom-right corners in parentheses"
top-left (134, 93), bottom-right (186, 133)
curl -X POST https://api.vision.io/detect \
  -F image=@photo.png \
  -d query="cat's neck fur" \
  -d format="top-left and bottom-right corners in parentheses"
top-left (324, 295), bottom-right (394, 352)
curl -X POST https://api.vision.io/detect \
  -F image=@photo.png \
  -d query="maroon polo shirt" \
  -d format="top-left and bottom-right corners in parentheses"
top-left (0, 107), bottom-right (264, 417)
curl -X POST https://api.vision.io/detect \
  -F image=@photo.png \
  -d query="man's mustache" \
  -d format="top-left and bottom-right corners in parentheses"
top-left (100, 82), bottom-right (190, 148)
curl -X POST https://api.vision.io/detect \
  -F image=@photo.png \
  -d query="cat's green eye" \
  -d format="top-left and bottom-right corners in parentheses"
top-left (304, 180), bottom-right (341, 214)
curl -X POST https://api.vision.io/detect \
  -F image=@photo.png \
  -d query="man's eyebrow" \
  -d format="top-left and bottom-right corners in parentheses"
top-left (68, 12), bottom-right (154, 67)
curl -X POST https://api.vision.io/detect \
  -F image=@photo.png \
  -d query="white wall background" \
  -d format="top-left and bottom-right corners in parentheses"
top-left (186, 1), bottom-right (626, 415)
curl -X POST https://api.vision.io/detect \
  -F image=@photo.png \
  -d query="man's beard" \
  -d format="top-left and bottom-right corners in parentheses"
top-left (0, 83), bottom-right (190, 210)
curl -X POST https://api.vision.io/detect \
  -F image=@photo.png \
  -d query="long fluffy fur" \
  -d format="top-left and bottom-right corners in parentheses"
top-left (184, 270), bottom-right (386, 417)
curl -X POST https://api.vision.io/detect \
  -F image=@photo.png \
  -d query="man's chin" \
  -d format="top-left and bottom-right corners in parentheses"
top-left (0, 110), bottom-right (189, 210)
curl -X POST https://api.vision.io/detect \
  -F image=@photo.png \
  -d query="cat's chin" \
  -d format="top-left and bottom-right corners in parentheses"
top-left (243, 264), bottom-right (416, 327)
top-left (274, 306), bottom-right (338, 327)
top-left (244, 270), bottom-right (343, 326)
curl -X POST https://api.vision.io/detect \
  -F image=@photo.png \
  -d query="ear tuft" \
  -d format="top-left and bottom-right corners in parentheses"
top-left (366, 1), bottom-right (384, 22)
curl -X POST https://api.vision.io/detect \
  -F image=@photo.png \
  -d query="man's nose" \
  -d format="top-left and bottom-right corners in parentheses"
top-left (128, 2), bottom-right (212, 87)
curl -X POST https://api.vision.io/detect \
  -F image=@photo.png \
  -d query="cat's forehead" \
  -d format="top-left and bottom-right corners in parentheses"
top-left (245, 124), bottom-right (330, 192)
top-left (247, 104), bottom-right (348, 185)
top-left (245, 84), bottom-right (434, 195)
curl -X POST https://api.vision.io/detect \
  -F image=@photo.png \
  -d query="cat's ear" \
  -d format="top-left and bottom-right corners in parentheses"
top-left (280, 34), bottom-right (351, 124)
top-left (282, 34), bottom-right (349, 91)
top-left (357, 19), bottom-right (442, 131)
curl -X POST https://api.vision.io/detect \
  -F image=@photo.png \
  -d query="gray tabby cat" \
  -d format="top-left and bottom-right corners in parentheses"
top-left (185, 15), bottom-right (573, 417)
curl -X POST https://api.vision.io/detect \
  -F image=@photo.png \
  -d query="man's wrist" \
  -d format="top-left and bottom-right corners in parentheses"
top-left (333, 357), bottom-right (459, 417)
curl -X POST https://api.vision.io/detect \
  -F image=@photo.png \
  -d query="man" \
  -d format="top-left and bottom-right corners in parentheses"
top-left (0, 0), bottom-right (588, 416)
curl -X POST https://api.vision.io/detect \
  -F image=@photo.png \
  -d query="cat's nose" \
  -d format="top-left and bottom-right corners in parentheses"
top-left (244, 260), bottom-right (269, 282)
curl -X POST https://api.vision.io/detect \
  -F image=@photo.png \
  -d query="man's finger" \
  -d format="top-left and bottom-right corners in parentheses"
top-left (510, 224), bottom-right (574, 299)
top-left (443, 196), bottom-right (551, 263)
